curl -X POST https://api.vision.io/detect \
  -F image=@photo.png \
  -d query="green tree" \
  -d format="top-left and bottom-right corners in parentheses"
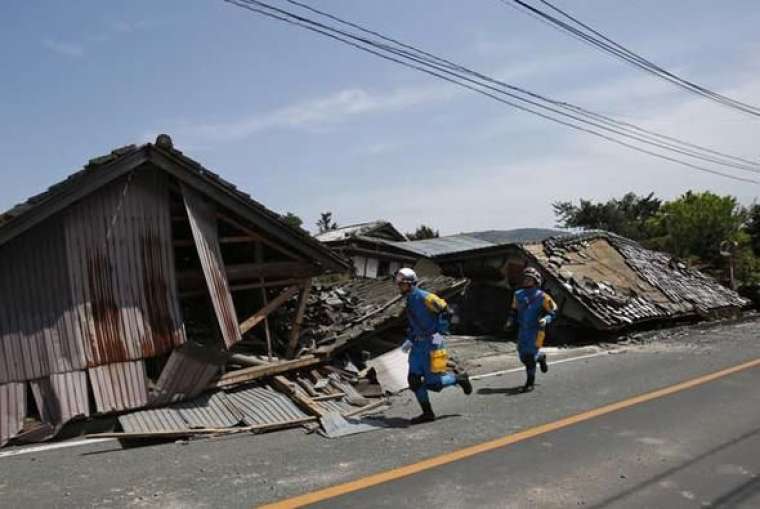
top-left (553, 192), bottom-right (661, 241)
top-left (746, 203), bottom-right (760, 256)
top-left (651, 191), bottom-right (747, 264)
top-left (406, 225), bottom-right (439, 240)
top-left (316, 211), bottom-right (338, 233)
top-left (282, 212), bottom-right (304, 230)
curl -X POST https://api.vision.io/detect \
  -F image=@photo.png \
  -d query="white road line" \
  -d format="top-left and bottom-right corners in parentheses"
top-left (470, 351), bottom-right (609, 381)
top-left (0, 437), bottom-right (117, 459)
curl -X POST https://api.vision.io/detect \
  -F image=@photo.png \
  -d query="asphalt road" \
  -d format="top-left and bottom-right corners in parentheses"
top-left (305, 357), bottom-right (760, 508)
top-left (1, 318), bottom-right (759, 508)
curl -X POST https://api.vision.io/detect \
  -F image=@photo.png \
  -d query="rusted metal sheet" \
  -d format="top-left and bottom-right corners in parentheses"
top-left (225, 384), bottom-right (308, 426)
top-left (65, 168), bottom-right (186, 366)
top-left (30, 371), bottom-right (90, 429)
top-left (0, 382), bottom-right (26, 446)
top-left (181, 183), bottom-right (241, 348)
top-left (151, 343), bottom-right (224, 406)
top-left (89, 360), bottom-right (149, 413)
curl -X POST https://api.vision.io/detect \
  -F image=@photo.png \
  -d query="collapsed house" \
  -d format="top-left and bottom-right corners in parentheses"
top-left (362, 228), bottom-right (749, 335)
top-left (315, 221), bottom-right (416, 279)
top-left (0, 137), bottom-right (468, 447)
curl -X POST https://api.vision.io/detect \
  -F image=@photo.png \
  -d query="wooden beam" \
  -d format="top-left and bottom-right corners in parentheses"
top-left (86, 416), bottom-right (318, 439)
top-left (239, 285), bottom-right (300, 336)
top-left (217, 212), bottom-right (306, 262)
top-left (173, 236), bottom-right (255, 247)
top-left (272, 375), bottom-right (327, 417)
top-left (177, 262), bottom-right (322, 288)
top-left (211, 355), bottom-right (322, 389)
top-left (287, 278), bottom-right (312, 359)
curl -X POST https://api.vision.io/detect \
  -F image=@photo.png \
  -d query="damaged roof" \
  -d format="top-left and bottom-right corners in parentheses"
top-left (386, 228), bottom-right (566, 258)
top-left (0, 135), bottom-right (348, 272)
top-left (315, 220), bottom-right (407, 243)
top-left (524, 231), bottom-right (749, 329)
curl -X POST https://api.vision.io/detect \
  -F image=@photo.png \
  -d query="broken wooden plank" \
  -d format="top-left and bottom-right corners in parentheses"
top-left (86, 416), bottom-right (319, 439)
top-left (343, 398), bottom-right (389, 418)
top-left (272, 375), bottom-right (327, 418)
top-left (211, 355), bottom-right (322, 388)
top-left (287, 278), bottom-right (313, 358)
top-left (239, 285), bottom-right (300, 336)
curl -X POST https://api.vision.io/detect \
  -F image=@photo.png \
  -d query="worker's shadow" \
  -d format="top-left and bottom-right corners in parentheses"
top-left (477, 386), bottom-right (528, 397)
top-left (367, 414), bottom-right (462, 429)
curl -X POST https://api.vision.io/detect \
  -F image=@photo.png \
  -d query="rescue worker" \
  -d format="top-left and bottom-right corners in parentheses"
top-left (396, 268), bottom-right (472, 424)
top-left (507, 267), bottom-right (558, 393)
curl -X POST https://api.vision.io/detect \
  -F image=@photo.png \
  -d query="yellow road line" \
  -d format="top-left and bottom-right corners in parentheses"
top-left (259, 357), bottom-right (760, 509)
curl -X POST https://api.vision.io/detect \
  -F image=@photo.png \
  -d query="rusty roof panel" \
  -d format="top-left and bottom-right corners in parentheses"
top-left (225, 384), bottom-right (308, 426)
top-left (0, 382), bottom-right (25, 447)
top-left (151, 343), bottom-right (224, 406)
top-left (30, 371), bottom-right (90, 429)
top-left (64, 168), bottom-right (186, 367)
top-left (181, 183), bottom-right (241, 348)
top-left (89, 360), bottom-right (149, 413)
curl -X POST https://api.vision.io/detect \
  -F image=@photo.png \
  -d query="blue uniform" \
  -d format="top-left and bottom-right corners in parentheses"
top-left (405, 287), bottom-right (457, 404)
top-left (511, 287), bottom-right (558, 379)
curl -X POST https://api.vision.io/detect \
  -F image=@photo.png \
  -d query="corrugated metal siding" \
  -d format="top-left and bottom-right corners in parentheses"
top-left (181, 184), bottom-right (241, 349)
top-left (65, 169), bottom-right (186, 367)
top-left (89, 360), bottom-right (149, 413)
top-left (119, 391), bottom-right (242, 432)
top-left (119, 407), bottom-right (187, 433)
top-left (151, 343), bottom-right (222, 406)
top-left (175, 392), bottom-right (242, 429)
top-left (0, 218), bottom-right (88, 383)
top-left (0, 382), bottom-right (26, 446)
top-left (30, 371), bottom-right (90, 427)
top-left (225, 385), bottom-right (308, 426)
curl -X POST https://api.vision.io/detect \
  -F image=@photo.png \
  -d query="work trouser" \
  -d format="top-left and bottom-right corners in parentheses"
top-left (407, 337), bottom-right (457, 405)
top-left (518, 328), bottom-right (546, 385)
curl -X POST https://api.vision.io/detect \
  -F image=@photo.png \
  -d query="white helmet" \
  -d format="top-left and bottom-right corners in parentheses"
top-left (522, 267), bottom-right (543, 286)
top-left (395, 267), bottom-right (418, 285)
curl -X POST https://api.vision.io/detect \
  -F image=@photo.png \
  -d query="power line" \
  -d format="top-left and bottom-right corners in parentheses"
top-left (222, 0), bottom-right (760, 184)
top-left (505, 0), bottom-right (760, 118)
top-left (282, 0), bottom-right (760, 174)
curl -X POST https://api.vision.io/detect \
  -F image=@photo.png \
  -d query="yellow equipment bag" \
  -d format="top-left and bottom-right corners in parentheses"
top-left (430, 349), bottom-right (449, 374)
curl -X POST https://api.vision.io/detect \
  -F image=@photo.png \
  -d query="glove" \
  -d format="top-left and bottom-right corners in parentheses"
top-left (538, 317), bottom-right (550, 328)
top-left (504, 318), bottom-right (514, 330)
top-left (431, 333), bottom-right (444, 346)
top-left (401, 340), bottom-right (413, 353)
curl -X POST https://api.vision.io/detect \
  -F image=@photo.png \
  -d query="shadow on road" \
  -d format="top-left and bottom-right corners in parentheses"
top-left (477, 386), bottom-right (528, 396)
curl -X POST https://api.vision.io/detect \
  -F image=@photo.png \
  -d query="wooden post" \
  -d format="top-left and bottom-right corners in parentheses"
top-left (238, 285), bottom-right (300, 336)
top-left (254, 242), bottom-right (274, 361)
top-left (287, 278), bottom-right (312, 359)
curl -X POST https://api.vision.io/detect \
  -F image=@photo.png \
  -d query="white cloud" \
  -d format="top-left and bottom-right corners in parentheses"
top-left (42, 39), bottom-right (84, 58)
top-left (177, 84), bottom-right (457, 143)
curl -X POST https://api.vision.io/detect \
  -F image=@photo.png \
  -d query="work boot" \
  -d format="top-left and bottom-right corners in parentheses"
top-left (539, 353), bottom-right (548, 373)
top-left (520, 373), bottom-right (535, 393)
top-left (519, 383), bottom-right (534, 393)
top-left (410, 402), bottom-right (436, 424)
top-left (457, 372), bottom-right (473, 395)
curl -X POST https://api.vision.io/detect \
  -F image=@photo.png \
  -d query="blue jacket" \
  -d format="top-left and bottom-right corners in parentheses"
top-left (511, 287), bottom-right (557, 352)
top-left (405, 287), bottom-right (448, 341)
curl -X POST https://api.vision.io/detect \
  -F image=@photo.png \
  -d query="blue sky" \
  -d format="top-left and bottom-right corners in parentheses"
top-left (2, 1), bottom-right (759, 234)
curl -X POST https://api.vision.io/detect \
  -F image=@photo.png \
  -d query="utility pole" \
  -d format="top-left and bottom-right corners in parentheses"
top-left (720, 240), bottom-right (738, 291)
